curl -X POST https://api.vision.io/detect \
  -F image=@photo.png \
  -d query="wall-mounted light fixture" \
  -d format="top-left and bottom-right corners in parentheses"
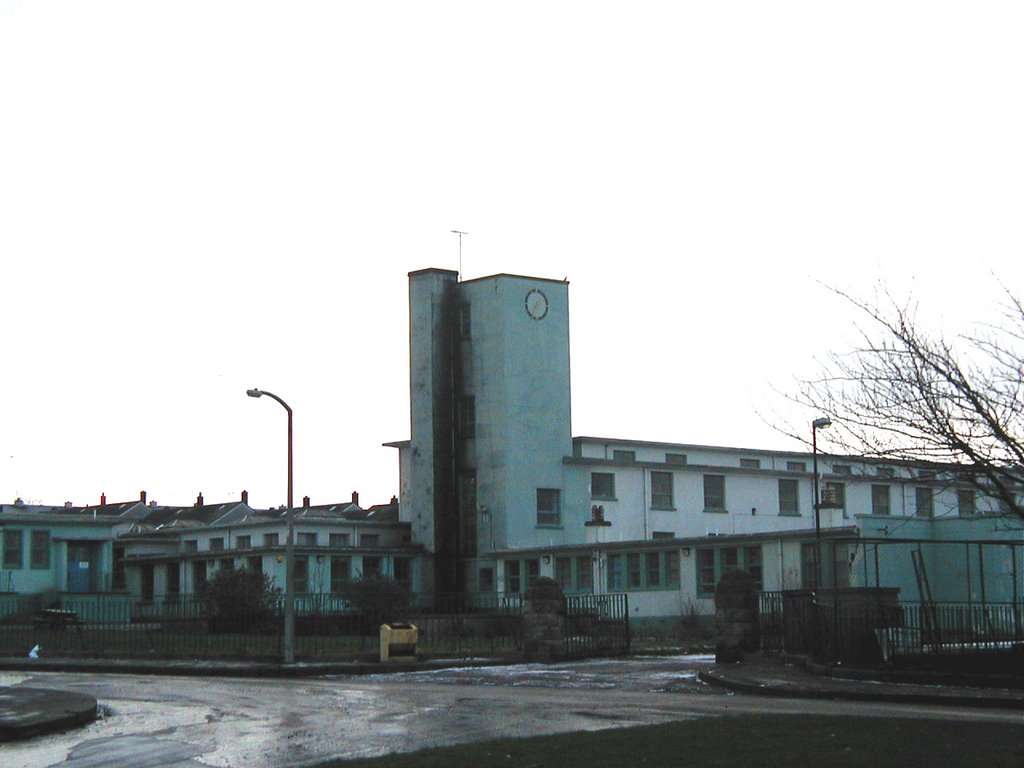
top-left (681, 547), bottom-right (692, 557)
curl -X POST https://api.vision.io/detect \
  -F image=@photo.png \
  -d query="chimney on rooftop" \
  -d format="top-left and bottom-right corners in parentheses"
top-left (303, 495), bottom-right (310, 508)
top-left (196, 492), bottom-right (204, 507)
top-left (391, 495), bottom-right (398, 505)
top-left (241, 490), bottom-right (249, 504)
top-left (352, 491), bottom-right (359, 506)
top-left (100, 493), bottom-right (107, 506)
top-left (140, 490), bottom-right (147, 504)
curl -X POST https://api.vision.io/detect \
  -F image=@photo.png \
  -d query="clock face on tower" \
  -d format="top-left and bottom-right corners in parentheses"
top-left (525, 288), bottom-right (548, 320)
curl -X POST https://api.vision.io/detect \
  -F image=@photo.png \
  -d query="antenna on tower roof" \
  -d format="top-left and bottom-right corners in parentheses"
top-left (450, 230), bottom-right (468, 281)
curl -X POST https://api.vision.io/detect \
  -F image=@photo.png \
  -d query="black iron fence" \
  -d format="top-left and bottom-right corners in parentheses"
top-left (0, 591), bottom-right (523, 661)
top-left (564, 593), bottom-right (630, 658)
top-left (759, 590), bottom-right (1024, 666)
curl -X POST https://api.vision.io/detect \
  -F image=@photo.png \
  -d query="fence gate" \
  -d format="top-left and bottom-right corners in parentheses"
top-left (564, 593), bottom-right (630, 658)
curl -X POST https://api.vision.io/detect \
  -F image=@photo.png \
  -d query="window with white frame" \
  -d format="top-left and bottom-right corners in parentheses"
top-left (703, 475), bottom-right (726, 512)
top-left (590, 472), bottom-right (615, 500)
top-left (536, 488), bottom-right (561, 526)
top-left (872, 484), bottom-right (891, 515)
top-left (778, 479), bottom-right (799, 515)
top-left (915, 486), bottom-right (934, 517)
top-left (650, 471), bottom-right (674, 509)
top-left (957, 489), bottom-right (976, 517)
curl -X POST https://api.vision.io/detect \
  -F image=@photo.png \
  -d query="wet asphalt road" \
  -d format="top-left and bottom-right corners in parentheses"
top-left (2, 655), bottom-right (1021, 768)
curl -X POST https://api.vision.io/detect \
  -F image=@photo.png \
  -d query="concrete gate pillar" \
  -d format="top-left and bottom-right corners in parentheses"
top-left (714, 569), bottom-right (760, 663)
top-left (522, 577), bottom-right (567, 662)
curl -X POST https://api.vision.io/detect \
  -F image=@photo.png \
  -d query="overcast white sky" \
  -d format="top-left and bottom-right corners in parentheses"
top-left (2, 2), bottom-right (1022, 510)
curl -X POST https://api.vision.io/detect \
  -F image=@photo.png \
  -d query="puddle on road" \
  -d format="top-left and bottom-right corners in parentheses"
top-left (49, 734), bottom-right (212, 768)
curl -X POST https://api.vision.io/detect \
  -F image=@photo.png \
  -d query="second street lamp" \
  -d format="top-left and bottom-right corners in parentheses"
top-left (247, 388), bottom-right (296, 664)
top-left (811, 416), bottom-right (832, 594)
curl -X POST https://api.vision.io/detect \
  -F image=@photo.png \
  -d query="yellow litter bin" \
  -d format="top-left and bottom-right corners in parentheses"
top-left (379, 622), bottom-right (418, 662)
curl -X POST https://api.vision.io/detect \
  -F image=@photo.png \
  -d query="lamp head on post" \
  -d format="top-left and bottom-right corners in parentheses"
top-left (246, 389), bottom-right (263, 399)
top-left (812, 417), bottom-right (832, 431)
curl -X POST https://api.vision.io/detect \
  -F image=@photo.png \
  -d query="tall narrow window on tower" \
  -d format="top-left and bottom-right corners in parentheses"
top-left (536, 489), bottom-right (561, 526)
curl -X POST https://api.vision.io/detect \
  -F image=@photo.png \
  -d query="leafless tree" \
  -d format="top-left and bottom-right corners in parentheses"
top-left (789, 286), bottom-right (1024, 521)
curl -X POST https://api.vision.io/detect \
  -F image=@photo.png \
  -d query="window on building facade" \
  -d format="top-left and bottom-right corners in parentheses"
top-left (666, 453), bottom-right (688, 465)
top-left (876, 466), bottom-right (895, 478)
top-left (247, 556), bottom-right (262, 574)
top-left (605, 550), bottom-right (678, 591)
top-left (555, 556), bottom-right (572, 590)
top-left (606, 554), bottom-right (624, 591)
top-left (666, 551), bottom-right (680, 586)
top-left (786, 461), bottom-right (807, 472)
top-left (210, 537), bottom-right (225, 551)
top-left (235, 535), bottom-right (251, 550)
top-left (505, 560), bottom-right (521, 593)
top-left (703, 475), bottom-right (726, 512)
top-left (871, 484), bottom-right (891, 516)
top-left (30, 531), bottom-right (50, 569)
top-left (184, 539), bottom-right (198, 553)
top-left (697, 549), bottom-right (716, 594)
top-left (141, 564), bottom-right (154, 601)
top-left (330, 557), bottom-right (350, 592)
top-left (652, 531), bottom-right (675, 540)
top-left (957, 489), bottom-right (976, 517)
top-left (576, 556), bottom-right (593, 591)
top-left (3, 530), bottom-right (22, 569)
top-left (360, 533), bottom-right (381, 547)
top-left (823, 481), bottom-right (845, 509)
top-left (361, 556), bottom-right (381, 578)
top-left (778, 479), bottom-right (799, 515)
top-left (590, 472), bottom-right (615, 500)
top-left (802, 541), bottom-right (850, 589)
top-left (458, 396), bottom-right (475, 438)
top-left (393, 558), bottom-right (411, 586)
top-left (112, 545), bottom-right (126, 590)
top-left (740, 458), bottom-right (761, 469)
top-left (833, 464), bottom-right (852, 476)
top-left (219, 558), bottom-right (233, 572)
top-left (627, 553), bottom-right (642, 587)
top-left (645, 552), bottom-right (660, 586)
top-left (297, 532), bottom-right (317, 546)
top-left (526, 558), bottom-right (540, 588)
top-left (193, 560), bottom-right (207, 589)
top-left (612, 449), bottom-right (636, 462)
top-left (696, 546), bottom-right (764, 595)
top-left (650, 471), bottom-right (674, 509)
top-left (167, 562), bottom-right (181, 595)
top-left (536, 489), bottom-right (561, 526)
top-left (479, 566), bottom-right (495, 593)
top-left (263, 533), bottom-right (279, 547)
top-left (294, 556), bottom-right (309, 593)
top-left (915, 487), bottom-right (934, 517)
top-left (459, 304), bottom-right (471, 338)
top-left (329, 533), bottom-right (350, 547)
top-left (745, 546), bottom-right (763, 588)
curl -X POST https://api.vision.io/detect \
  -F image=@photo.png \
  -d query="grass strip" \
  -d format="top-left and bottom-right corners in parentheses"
top-left (315, 714), bottom-right (1024, 768)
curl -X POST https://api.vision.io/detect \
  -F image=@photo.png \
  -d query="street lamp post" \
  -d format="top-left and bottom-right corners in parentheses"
top-left (247, 388), bottom-right (295, 664)
top-left (811, 416), bottom-right (832, 594)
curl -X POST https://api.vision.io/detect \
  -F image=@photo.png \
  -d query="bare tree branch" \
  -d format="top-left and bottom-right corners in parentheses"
top-left (786, 284), bottom-right (1024, 521)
